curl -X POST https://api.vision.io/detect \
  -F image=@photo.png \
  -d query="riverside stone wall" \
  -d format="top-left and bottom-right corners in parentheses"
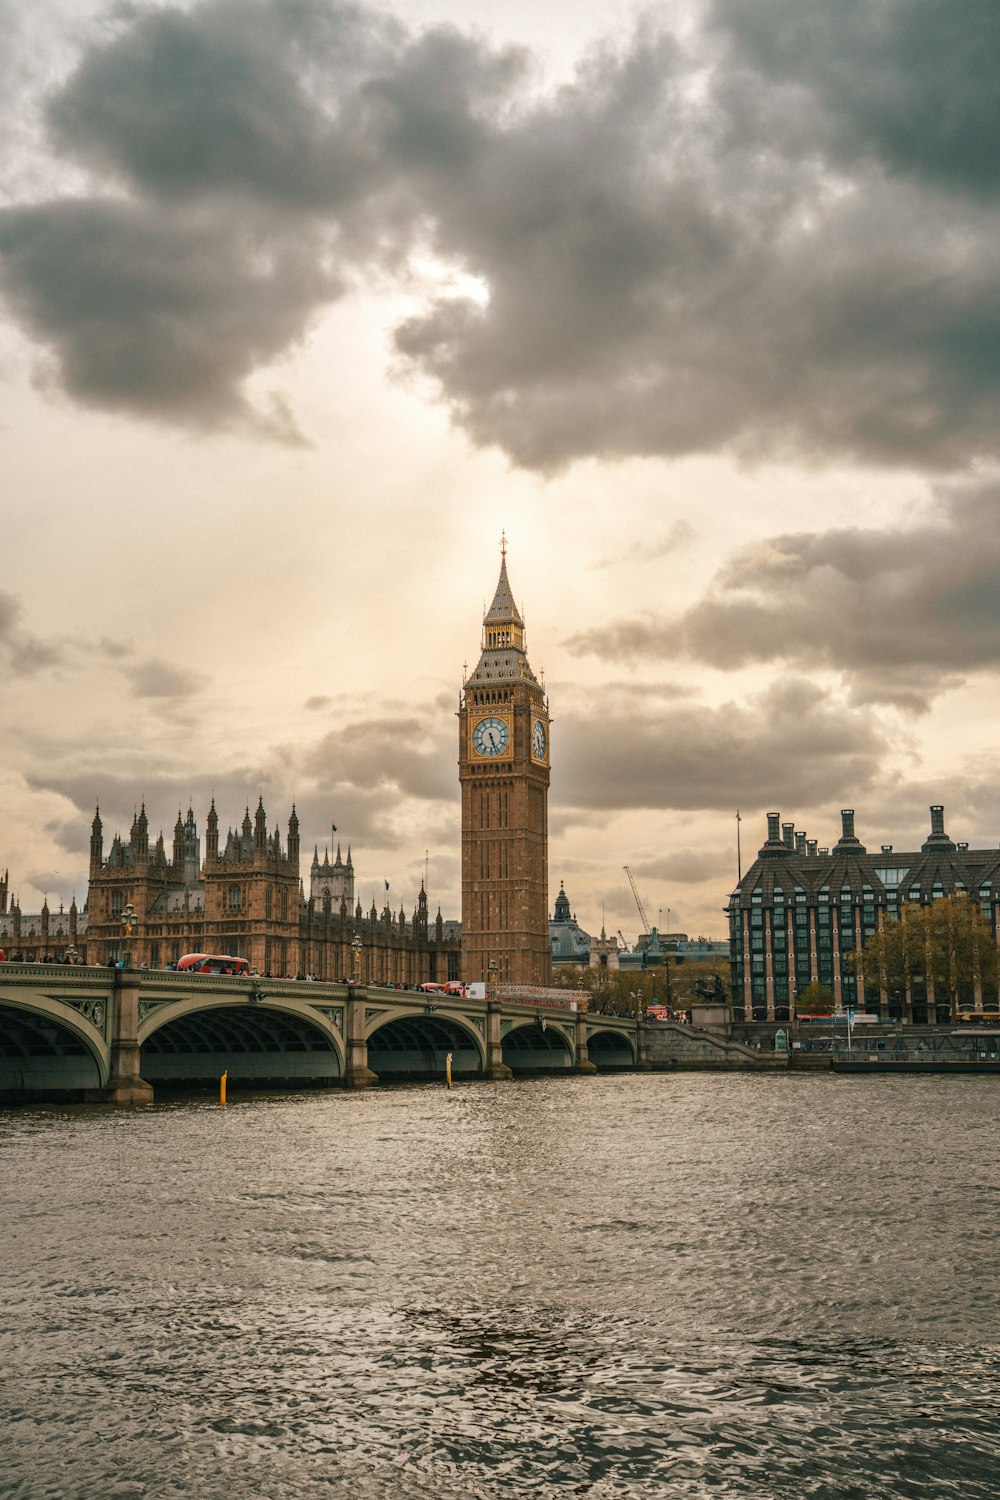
top-left (644, 1022), bottom-right (786, 1070)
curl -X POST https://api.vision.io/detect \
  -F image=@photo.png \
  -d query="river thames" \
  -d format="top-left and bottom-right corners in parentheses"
top-left (2, 1073), bottom-right (998, 1498)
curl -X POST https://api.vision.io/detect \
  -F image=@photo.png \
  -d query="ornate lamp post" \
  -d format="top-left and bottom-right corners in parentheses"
top-left (487, 959), bottom-right (498, 1006)
top-left (351, 934), bottom-right (363, 986)
top-left (120, 902), bottom-right (137, 969)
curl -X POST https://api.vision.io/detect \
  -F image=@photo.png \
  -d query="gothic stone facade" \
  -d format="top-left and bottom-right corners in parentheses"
top-left (0, 868), bottom-right (82, 961)
top-left (77, 799), bottom-right (459, 982)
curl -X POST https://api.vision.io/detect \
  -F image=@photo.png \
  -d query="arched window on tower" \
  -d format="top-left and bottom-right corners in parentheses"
top-left (228, 884), bottom-right (241, 913)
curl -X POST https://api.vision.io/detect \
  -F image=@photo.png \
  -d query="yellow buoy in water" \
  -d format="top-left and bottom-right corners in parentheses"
top-left (220, 1070), bottom-right (228, 1106)
top-left (445, 1051), bottom-right (453, 1090)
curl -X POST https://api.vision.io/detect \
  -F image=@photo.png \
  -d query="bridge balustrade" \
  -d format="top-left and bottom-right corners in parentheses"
top-left (0, 966), bottom-right (640, 1102)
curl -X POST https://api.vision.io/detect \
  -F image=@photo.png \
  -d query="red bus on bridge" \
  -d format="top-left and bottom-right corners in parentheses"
top-left (176, 953), bottom-right (250, 976)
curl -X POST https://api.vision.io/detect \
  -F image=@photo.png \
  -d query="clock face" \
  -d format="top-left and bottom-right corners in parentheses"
top-left (532, 719), bottom-right (547, 760)
top-left (472, 716), bottom-right (510, 757)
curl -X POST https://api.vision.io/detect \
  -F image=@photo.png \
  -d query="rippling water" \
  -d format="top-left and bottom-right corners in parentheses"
top-left (2, 1074), bottom-right (999, 1498)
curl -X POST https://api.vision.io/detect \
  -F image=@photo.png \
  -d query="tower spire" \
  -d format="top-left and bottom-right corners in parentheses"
top-left (467, 541), bottom-right (536, 685)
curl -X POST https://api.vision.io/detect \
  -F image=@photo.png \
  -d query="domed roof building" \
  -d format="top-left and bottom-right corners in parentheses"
top-left (549, 882), bottom-right (594, 967)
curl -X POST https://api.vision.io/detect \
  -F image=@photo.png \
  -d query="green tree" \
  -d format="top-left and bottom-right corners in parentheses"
top-left (797, 980), bottom-right (835, 1014)
top-left (854, 892), bottom-right (997, 1018)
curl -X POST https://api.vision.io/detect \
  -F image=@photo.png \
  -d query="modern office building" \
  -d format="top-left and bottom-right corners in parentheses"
top-left (728, 806), bottom-right (1000, 1023)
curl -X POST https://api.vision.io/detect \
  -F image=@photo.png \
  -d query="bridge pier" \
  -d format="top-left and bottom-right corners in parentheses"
top-left (574, 1010), bottom-right (598, 1074)
top-left (105, 971), bottom-right (154, 1104)
top-left (486, 1001), bottom-right (514, 1079)
top-left (634, 1020), bottom-right (653, 1071)
top-left (344, 987), bottom-right (378, 1088)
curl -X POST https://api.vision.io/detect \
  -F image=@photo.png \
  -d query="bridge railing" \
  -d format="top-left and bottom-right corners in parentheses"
top-left (0, 963), bottom-right (113, 988)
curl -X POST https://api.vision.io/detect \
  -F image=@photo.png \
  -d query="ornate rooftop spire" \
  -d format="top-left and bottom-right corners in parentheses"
top-left (467, 539), bottom-right (538, 688)
top-left (483, 540), bottom-right (524, 630)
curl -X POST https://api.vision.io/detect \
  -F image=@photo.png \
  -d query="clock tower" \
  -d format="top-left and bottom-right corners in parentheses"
top-left (460, 541), bottom-right (551, 987)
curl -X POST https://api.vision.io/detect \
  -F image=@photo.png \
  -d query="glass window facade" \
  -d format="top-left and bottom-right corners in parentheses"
top-left (727, 811), bottom-right (1000, 1020)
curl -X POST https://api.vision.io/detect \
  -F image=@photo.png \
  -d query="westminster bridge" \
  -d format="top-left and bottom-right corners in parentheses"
top-left (0, 965), bottom-right (643, 1102)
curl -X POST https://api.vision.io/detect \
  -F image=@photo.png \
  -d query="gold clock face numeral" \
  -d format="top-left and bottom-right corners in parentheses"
top-left (531, 719), bottom-right (548, 761)
top-left (472, 715), bottom-right (511, 757)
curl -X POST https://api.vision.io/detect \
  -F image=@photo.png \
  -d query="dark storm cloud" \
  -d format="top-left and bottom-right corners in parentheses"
top-left (2, 0), bottom-right (1000, 466)
top-left (45, 0), bottom-right (403, 208)
top-left (393, 5), bottom-right (1000, 470)
top-left (554, 678), bottom-right (887, 813)
top-left (566, 480), bottom-right (1000, 710)
top-left (0, 0), bottom-right (523, 437)
top-left (300, 717), bottom-right (455, 803)
top-left (708, 0), bottom-right (1000, 199)
top-left (0, 198), bottom-right (336, 438)
top-left (0, 589), bottom-right (64, 673)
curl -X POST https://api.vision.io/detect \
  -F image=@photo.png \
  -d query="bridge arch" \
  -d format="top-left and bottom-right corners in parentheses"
top-left (501, 1017), bottom-right (575, 1072)
top-left (366, 1007), bottom-right (486, 1080)
top-left (586, 1026), bottom-right (637, 1069)
top-left (0, 992), bottom-right (108, 1098)
top-left (139, 997), bottom-right (345, 1088)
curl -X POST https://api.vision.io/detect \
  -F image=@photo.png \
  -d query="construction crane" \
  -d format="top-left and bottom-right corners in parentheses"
top-left (616, 929), bottom-right (630, 952)
top-left (623, 865), bottom-right (651, 937)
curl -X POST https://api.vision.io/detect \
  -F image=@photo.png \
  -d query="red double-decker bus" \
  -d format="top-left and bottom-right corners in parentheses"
top-left (176, 953), bottom-right (250, 976)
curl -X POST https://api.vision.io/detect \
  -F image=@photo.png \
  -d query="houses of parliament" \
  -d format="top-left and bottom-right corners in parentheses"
top-left (0, 549), bottom-right (553, 988)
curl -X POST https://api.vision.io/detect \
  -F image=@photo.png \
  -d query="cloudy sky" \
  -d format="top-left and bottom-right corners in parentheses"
top-left (2, 0), bottom-right (999, 943)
